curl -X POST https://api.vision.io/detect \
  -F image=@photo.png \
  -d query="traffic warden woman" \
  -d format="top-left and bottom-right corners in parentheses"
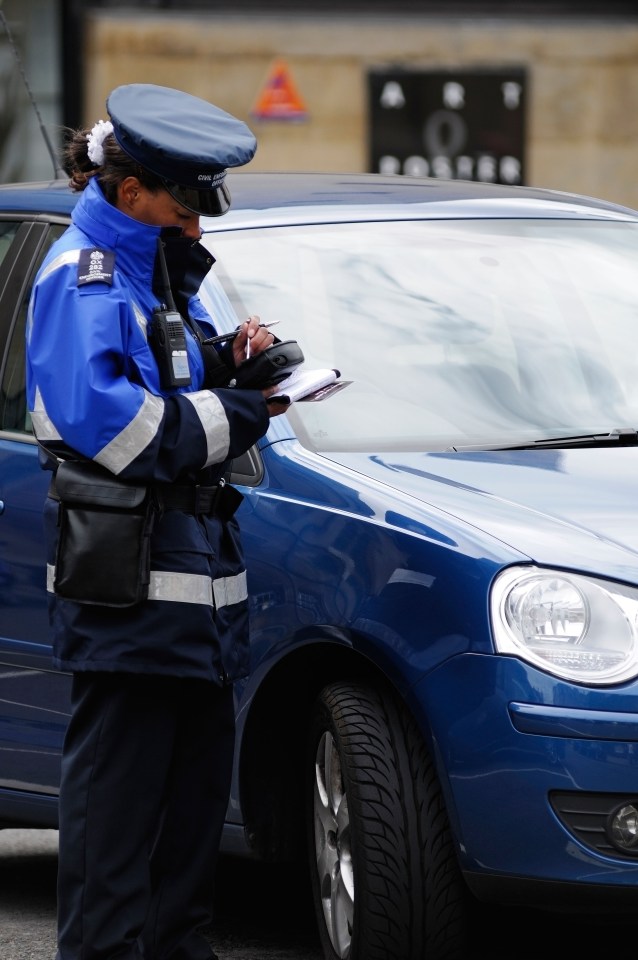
top-left (25, 84), bottom-right (292, 960)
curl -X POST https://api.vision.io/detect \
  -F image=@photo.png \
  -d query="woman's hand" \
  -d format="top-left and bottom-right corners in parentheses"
top-left (233, 316), bottom-right (291, 414)
top-left (232, 315), bottom-right (275, 367)
top-left (263, 384), bottom-right (291, 417)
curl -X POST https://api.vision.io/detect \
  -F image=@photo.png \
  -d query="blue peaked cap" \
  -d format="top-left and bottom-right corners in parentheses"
top-left (106, 83), bottom-right (257, 216)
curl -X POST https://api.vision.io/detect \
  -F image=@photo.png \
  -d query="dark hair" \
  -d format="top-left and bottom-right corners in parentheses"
top-left (62, 126), bottom-right (164, 204)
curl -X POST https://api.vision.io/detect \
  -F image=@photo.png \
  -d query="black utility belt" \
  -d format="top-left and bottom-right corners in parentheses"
top-left (49, 472), bottom-right (243, 520)
top-left (153, 482), bottom-right (243, 519)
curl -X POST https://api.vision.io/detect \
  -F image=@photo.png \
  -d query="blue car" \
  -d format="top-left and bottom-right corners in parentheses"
top-left (1, 172), bottom-right (638, 960)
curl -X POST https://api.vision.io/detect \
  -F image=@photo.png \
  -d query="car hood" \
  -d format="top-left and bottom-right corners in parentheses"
top-left (324, 446), bottom-right (638, 579)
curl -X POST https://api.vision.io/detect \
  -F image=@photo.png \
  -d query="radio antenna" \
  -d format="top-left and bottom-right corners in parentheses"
top-left (0, 9), bottom-right (64, 179)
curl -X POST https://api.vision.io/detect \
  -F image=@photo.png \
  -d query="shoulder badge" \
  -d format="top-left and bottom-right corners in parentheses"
top-left (77, 248), bottom-right (115, 286)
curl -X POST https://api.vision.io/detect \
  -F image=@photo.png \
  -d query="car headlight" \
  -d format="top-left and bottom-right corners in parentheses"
top-left (491, 566), bottom-right (638, 685)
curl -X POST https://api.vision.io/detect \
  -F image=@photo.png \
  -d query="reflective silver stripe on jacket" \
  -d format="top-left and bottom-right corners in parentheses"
top-left (183, 390), bottom-right (230, 466)
top-left (147, 571), bottom-right (212, 605)
top-left (131, 300), bottom-right (148, 339)
top-left (36, 248), bottom-right (82, 284)
top-left (46, 565), bottom-right (247, 608)
top-left (31, 387), bottom-right (62, 441)
top-left (213, 569), bottom-right (248, 608)
top-left (26, 251), bottom-right (82, 350)
top-left (94, 390), bottom-right (165, 475)
top-left (32, 386), bottom-right (165, 476)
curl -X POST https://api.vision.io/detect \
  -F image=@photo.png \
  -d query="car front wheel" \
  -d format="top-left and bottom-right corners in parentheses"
top-left (307, 681), bottom-right (467, 960)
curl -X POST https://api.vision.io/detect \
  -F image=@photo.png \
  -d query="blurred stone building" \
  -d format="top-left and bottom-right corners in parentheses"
top-left (2, 1), bottom-right (638, 207)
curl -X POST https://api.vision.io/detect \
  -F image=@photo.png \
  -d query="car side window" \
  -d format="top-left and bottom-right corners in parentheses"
top-left (0, 222), bottom-right (20, 268)
top-left (0, 225), bottom-right (66, 434)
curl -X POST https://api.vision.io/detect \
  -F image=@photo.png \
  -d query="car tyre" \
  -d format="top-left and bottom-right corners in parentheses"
top-left (307, 681), bottom-right (467, 960)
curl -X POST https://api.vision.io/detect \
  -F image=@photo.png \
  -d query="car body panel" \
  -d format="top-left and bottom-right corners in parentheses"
top-left (415, 653), bottom-right (638, 882)
top-left (325, 447), bottom-right (638, 573)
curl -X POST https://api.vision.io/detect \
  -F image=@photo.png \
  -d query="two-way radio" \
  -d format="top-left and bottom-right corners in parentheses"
top-left (149, 239), bottom-right (192, 389)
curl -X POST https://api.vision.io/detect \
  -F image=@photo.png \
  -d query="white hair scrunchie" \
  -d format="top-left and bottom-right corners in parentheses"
top-left (86, 119), bottom-right (114, 166)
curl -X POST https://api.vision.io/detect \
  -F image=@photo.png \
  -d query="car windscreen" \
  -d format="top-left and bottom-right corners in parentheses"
top-left (198, 218), bottom-right (638, 453)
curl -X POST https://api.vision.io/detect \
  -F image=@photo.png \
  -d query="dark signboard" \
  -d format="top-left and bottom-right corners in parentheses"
top-left (368, 68), bottom-right (526, 184)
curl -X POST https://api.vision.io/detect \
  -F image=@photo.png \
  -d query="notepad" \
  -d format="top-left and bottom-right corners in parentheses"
top-left (270, 366), bottom-right (349, 402)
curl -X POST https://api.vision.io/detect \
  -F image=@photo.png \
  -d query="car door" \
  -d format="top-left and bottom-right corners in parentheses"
top-left (0, 217), bottom-right (70, 823)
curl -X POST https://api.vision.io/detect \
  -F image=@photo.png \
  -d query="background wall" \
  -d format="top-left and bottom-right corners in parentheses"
top-left (82, 10), bottom-right (638, 208)
top-left (1, 3), bottom-right (637, 208)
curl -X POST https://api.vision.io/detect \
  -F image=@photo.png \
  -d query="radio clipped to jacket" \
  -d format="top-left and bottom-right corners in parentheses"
top-left (149, 306), bottom-right (192, 389)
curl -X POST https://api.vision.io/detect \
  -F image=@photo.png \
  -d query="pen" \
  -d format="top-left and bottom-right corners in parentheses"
top-left (202, 319), bottom-right (280, 346)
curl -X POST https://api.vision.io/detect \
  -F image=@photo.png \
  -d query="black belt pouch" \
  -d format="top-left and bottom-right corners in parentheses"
top-left (53, 460), bottom-right (155, 607)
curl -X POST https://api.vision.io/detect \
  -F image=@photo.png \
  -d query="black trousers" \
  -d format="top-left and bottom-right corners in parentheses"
top-left (55, 672), bottom-right (235, 960)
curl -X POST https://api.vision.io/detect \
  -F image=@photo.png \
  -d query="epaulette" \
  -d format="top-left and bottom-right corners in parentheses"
top-left (77, 248), bottom-right (115, 287)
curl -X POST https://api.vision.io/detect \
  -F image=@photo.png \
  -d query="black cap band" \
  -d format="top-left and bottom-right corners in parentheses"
top-left (162, 179), bottom-right (231, 217)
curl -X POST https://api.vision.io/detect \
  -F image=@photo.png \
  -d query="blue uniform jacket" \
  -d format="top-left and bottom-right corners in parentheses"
top-left (26, 177), bottom-right (270, 682)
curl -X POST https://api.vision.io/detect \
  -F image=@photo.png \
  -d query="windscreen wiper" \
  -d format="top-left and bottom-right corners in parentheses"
top-left (449, 428), bottom-right (638, 451)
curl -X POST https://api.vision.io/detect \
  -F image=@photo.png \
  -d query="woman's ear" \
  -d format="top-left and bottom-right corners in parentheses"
top-left (118, 176), bottom-right (142, 211)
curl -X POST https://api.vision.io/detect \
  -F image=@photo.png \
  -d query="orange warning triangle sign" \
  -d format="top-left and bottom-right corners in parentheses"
top-left (251, 60), bottom-right (308, 122)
